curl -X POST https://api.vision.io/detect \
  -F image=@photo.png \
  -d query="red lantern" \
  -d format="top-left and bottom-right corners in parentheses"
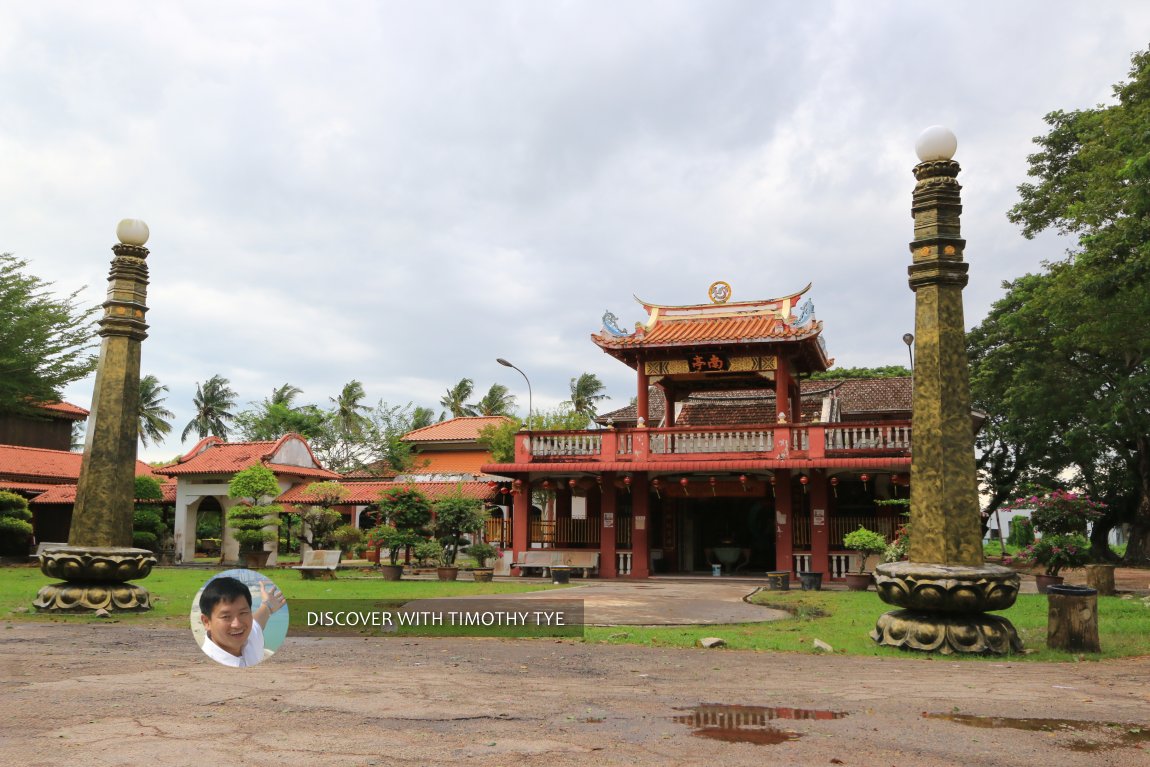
top-left (513, 479), bottom-right (524, 493)
top-left (799, 474), bottom-right (809, 494)
top-left (542, 479), bottom-right (552, 491)
top-left (569, 478), bottom-right (577, 489)
top-left (739, 474), bottom-right (748, 491)
top-left (830, 476), bottom-right (839, 498)
top-left (623, 475), bottom-right (632, 494)
top-left (709, 476), bottom-right (717, 496)
top-left (499, 486), bottom-right (508, 496)
top-left (652, 478), bottom-right (662, 499)
top-left (680, 477), bottom-right (690, 496)
top-left (860, 473), bottom-right (870, 491)
top-left (487, 481), bottom-right (497, 490)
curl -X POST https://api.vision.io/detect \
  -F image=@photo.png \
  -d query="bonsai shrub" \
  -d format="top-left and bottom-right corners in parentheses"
top-left (378, 486), bottom-right (433, 538)
top-left (367, 525), bottom-right (417, 567)
top-left (466, 541), bottom-right (498, 569)
top-left (843, 526), bottom-right (888, 573)
top-left (1013, 533), bottom-right (1092, 577)
top-left (132, 475), bottom-right (167, 553)
top-left (432, 486), bottom-right (487, 566)
top-left (0, 490), bottom-right (33, 556)
top-left (331, 524), bottom-right (365, 555)
top-left (412, 539), bottom-right (442, 567)
top-left (227, 465), bottom-right (282, 553)
top-left (299, 481), bottom-right (349, 550)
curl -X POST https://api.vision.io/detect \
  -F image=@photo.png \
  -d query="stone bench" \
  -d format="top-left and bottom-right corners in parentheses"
top-left (512, 550), bottom-right (598, 578)
top-left (29, 542), bottom-right (67, 563)
top-left (292, 549), bottom-right (342, 579)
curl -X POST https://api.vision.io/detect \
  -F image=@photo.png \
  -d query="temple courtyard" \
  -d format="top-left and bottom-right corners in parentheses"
top-left (2, 574), bottom-right (1148, 766)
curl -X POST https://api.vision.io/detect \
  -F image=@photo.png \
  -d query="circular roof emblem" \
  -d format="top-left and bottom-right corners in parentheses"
top-left (708, 281), bottom-right (732, 304)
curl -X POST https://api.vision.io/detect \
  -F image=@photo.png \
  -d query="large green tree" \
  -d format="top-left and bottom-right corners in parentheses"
top-left (564, 372), bottom-right (610, 418)
top-left (0, 253), bottom-right (98, 415)
top-left (181, 374), bottom-right (238, 442)
top-left (998, 47), bottom-right (1150, 563)
top-left (138, 374), bottom-right (175, 448)
top-left (234, 383), bottom-right (327, 442)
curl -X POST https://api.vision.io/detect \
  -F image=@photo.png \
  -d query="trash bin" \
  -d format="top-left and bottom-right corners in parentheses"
top-left (551, 566), bottom-right (572, 584)
top-left (798, 571), bottom-right (823, 591)
top-left (712, 563), bottom-right (722, 577)
top-left (1047, 584), bottom-right (1100, 653)
top-left (765, 571), bottom-right (790, 590)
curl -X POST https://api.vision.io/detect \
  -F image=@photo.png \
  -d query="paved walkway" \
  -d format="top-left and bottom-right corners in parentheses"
top-left (478, 577), bottom-right (791, 626)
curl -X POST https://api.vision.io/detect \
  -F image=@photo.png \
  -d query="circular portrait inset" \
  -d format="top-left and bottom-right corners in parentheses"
top-left (190, 569), bottom-right (288, 668)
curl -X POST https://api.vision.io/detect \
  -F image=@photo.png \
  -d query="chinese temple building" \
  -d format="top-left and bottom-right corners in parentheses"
top-left (482, 282), bottom-right (917, 580)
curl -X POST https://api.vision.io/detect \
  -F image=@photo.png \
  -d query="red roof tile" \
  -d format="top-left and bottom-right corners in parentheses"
top-left (402, 416), bottom-right (512, 443)
top-left (35, 401), bottom-right (89, 420)
top-left (31, 480), bottom-right (178, 505)
top-left (0, 444), bottom-right (157, 483)
top-left (157, 434), bottom-right (338, 479)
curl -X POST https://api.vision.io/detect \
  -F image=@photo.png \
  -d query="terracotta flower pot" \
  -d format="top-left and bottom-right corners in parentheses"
top-left (379, 564), bottom-right (403, 581)
top-left (844, 572), bottom-right (873, 591)
top-left (1035, 573), bottom-right (1065, 594)
top-left (437, 566), bottom-right (460, 581)
top-left (472, 568), bottom-right (494, 583)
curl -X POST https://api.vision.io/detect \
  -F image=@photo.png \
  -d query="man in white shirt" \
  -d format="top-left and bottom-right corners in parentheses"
top-left (199, 576), bottom-right (285, 668)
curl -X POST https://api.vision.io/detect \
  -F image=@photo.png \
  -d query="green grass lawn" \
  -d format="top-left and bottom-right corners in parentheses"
top-left (584, 589), bottom-right (1150, 661)
top-left (1, 566), bottom-right (561, 628)
top-left (5, 566), bottom-right (1148, 661)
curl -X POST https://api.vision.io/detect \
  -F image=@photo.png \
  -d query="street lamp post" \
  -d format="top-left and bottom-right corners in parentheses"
top-left (902, 332), bottom-right (914, 371)
top-left (870, 127), bottom-right (1022, 655)
top-left (496, 358), bottom-right (533, 429)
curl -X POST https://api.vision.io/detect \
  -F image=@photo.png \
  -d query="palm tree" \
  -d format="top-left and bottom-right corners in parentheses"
top-left (410, 406), bottom-right (437, 431)
top-left (440, 378), bottom-right (477, 419)
top-left (268, 382), bottom-right (303, 408)
top-left (138, 374), bottom-right (174, 447)
top-left (181, 374), bottom-right (238, 442)
top-left (473, 383), bottom-right (516, 416)
top-left (330, 379), bottom-right (370, 436)
top-left (565, 372), bottom-right (610, 418)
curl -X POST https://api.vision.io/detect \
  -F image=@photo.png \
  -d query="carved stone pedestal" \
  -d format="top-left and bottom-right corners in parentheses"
top-left (871, 562), bottom-right (1022, 655)
top-left (33, 546), bottom-right (157, 612)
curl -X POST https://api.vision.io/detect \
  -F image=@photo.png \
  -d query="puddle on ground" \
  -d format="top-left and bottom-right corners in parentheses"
top-left (924, 713), bottom-right (1150, 753)
top-left (672, 704), bottom-right (848, 745)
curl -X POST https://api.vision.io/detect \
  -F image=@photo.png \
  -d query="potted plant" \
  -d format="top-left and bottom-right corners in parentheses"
top-left (1011, 534), bottom-right (1092, 593)
top-left (431, 486), bottom-right (488, 581)
top-left (331, 524), bottom-right (365, 559)
top-left (376, 485), bottom-right (433, 574)
top-left (842, 526), bottom-right (887, 590)
top-left (299, 480), bottom-right (348, 555)
top-left (368, 525), bottom-right (415, 580)
top-left (467, 542), bottom-right (499, 582)
top-left (226, 465), bottom-right (282, 568)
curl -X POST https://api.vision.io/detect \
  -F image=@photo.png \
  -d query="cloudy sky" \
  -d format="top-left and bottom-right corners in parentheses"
top-left (2, 2), bottom-right (1148, 461)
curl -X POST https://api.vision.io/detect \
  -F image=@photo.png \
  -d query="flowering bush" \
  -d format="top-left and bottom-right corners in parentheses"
top-left (1010, 533), bottom-right (1091, 577)
top-left (1006, 489), bottom-right (1104, 536)
top-left (882, 523), bottom-right (911, 563)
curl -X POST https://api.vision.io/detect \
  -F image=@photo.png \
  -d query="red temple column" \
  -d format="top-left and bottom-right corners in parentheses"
top-left (809, 469), bottom-right (830, 578)
top-left (598, 472), bottom-right (618, 578)
top-left (636, 360), bottom-right (650, 426)
top-left (664, 387), bottom-right (676, 427)
top-left (774, 363), bottom-right (790, 422)
top-left (773, 470), bottom-right (793, 573)
top-left (630, 472), bottom-right (650, 578)
top-left (556, 486), bottom-right (572, 547)
top-left (511, 480), bottom-right (530, 575)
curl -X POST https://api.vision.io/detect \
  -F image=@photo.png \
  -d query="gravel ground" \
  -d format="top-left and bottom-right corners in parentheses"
top-left (2, 620), bottom-right (1148, 767)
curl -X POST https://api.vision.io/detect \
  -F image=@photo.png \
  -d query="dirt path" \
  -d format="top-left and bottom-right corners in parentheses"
top-left (2, 621), bottom-right (1148, 767)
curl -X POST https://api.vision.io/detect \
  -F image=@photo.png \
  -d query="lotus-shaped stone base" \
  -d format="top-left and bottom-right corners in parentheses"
top-left (34, 546), bottom-right (155, 612)
top-left (33, 581), bottom-right (152, 611)
top-left (871, 609), bottom-right (1022, 655)
top-left (873, 562), bottom-right (1020, 613)
top-left (38, 546), bottom-right (156, 582)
